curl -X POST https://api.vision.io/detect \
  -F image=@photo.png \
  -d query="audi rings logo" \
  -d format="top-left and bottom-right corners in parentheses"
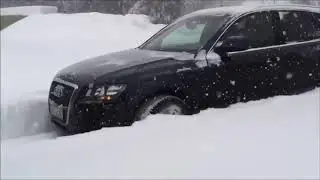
top-left (51, 85), bottom-right (64, 98)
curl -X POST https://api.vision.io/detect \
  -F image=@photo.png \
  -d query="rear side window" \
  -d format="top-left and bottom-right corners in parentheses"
top-left (311, 12), bottom-right (320, 39)
top-left (278, 11), bottom-right (319, 43)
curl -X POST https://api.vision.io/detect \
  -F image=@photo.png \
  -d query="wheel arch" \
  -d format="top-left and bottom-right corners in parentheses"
top-left (134, 85), bottom-right (197, 116)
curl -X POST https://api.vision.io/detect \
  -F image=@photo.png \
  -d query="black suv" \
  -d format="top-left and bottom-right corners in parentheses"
top-left (49, 5), bottom-right (320, 133)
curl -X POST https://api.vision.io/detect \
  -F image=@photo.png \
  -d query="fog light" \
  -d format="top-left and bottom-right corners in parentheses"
top-left (101, 96), bottom-right (112, 101)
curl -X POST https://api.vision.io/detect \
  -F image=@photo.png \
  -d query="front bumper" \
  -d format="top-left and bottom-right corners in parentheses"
top-left (51, 101), bottom-right (133, 133)
top-left (49, 78), bottom-right (134, 133)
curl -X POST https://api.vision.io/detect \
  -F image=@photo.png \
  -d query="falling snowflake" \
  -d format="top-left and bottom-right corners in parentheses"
top-left (286, 73), bottom-right (293, 79)
top-left (230, 80), bottom-right (236, 86)
top-left (267, 58), bottom-right (271, 63)
top-left (216, 91), bottom-right (222, 98)
top-left (282, 31), bottom-right (287, 36)
top-left (33, 122), bottom-right (39, 128)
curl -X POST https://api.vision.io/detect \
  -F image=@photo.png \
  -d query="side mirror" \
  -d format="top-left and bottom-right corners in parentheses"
top-left (215, 35), bottom-right (249, 53)
top-left (206, 51), bottom-right (222, 66)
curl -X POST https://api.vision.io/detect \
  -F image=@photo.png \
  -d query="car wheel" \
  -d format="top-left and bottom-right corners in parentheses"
top-left (134, 95), bottom-right (187, 121)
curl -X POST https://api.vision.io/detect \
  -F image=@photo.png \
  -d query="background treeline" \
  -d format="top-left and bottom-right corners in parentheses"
top-left (1, 0), bottom-right (318, 23)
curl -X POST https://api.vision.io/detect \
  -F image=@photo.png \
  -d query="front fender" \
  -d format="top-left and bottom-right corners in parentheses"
top-left (136, 73), bottom-right (200, 113)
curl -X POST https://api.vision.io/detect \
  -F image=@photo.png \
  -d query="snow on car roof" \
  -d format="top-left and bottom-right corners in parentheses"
top-left (256, 4), bottom-right (320, 13)
top-left (181, 4), bottom-right (319, 20)
top-left (189, 5), bottom-right (257, 16)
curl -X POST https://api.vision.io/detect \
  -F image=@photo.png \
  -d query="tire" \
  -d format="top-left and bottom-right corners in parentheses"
top-left (134, 95), bottom-right (187, 121)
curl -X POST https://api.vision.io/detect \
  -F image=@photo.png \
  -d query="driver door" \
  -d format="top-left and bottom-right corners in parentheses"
top-left (207, 11), bottom-right (282, 104)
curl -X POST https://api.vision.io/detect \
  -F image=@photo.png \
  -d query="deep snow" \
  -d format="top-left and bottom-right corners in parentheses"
top-left (2, 90), bottom-right (319, 179)
top-left (1, 10), bottom-right (319, 179)
top-left (0, 6), bottom-right (58, 16)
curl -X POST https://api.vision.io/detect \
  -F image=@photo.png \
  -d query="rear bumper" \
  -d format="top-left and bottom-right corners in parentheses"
top-left (51, 101), bottom-right (135, 133)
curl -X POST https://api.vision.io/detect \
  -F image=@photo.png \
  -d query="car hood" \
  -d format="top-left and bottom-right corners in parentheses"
top-left (55, 48), bottom-right (195, 85)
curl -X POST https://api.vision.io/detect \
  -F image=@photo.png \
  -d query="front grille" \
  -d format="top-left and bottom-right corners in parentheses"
top-left (49, 78), bottom-right (78, 124)
top-left (49, 81), bottom-right (75, 106)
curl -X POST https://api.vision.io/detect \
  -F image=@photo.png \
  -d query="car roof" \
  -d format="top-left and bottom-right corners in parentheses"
top-left (252, 4), bottom-right (319, 13)
top-left (184, 4), bottom-right (320, 18)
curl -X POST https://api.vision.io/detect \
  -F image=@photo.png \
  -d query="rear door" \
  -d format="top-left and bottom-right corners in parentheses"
top-left (275, 10), bottom-right (320, 92)
top-left (208, 11), bottom-right (282, 104)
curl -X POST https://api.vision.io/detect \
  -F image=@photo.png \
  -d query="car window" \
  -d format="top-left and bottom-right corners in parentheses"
top-left (161, 22), bottom-right (206, 49)
top-left (140, 15), bottom-right (231, 53)
top-left (219, 12), bottom-right (276, 49)
top-left (278, 11), bottom-right (319, 43)
top-left (312, 12), bottom-right (320, 39)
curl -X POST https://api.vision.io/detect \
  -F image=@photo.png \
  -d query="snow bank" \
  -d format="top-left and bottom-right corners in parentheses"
top-left (0, 13), bottom-right (164, 139)
top-left (1, 89), bottom-right (319, 179)
top-left (1, 92), bottom-right (54, 140)
top-left (0, 6), bottom-right (58, 16)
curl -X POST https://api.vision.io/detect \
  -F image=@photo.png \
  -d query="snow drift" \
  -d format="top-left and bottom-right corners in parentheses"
top-left (0, 6), bottom-right (58, 16)
top-left (1, 90), bottom-right (319, 179)
top-left (0, 13), bottom-right (164, 139)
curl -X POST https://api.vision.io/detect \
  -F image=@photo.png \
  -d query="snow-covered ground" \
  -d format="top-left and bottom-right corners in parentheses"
top-left (2, 90), bottom-right (319, 179)
top-left (1, 11), bottom-right (319, 179)
top-left (0, 6), bottom-right (58, 16)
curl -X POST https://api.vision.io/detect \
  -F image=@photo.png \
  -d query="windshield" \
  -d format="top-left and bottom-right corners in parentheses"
top-left (140, 14), bottom-right (231, 53)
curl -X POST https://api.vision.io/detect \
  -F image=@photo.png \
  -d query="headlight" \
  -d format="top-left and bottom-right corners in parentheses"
top-left (86, 84), bottom-right (127, 98)
top-left (106, 85), bottom-right (127, 96)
